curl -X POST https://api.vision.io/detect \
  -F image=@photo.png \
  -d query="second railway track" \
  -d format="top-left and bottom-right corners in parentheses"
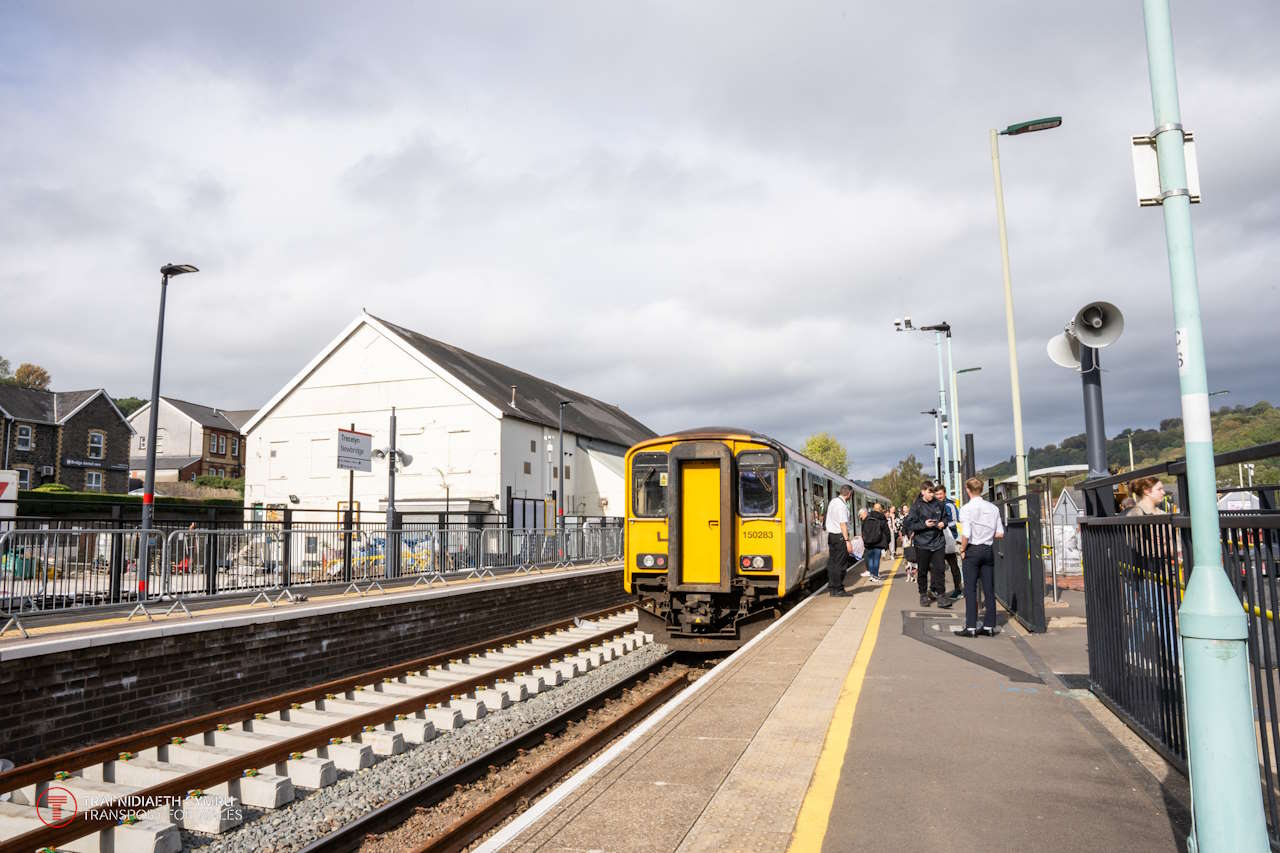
top-left (0, 604), bottom-right (665, 853)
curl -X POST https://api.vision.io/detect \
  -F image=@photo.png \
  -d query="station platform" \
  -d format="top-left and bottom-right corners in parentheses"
top-left (482, 560), bottom-right (1192, 853)
top-left (0, 563), bottom-right (619, 658)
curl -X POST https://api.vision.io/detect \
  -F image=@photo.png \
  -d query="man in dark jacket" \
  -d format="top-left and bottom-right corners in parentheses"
top-left (859, 503), bottom-right (889, 582)
top-left (905, 481), bottom-right (953, 608)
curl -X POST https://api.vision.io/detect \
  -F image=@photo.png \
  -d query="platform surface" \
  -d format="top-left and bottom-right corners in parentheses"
top-left (491, 561), bottom-right (1192, 853)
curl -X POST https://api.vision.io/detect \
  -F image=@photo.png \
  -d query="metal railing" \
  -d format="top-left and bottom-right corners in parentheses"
top-left (0, 524), bottom-right (625, 634)
top-left (991, 490), bottom-right (1047, 633)
top-left (1080, 440), bottom-right (1280, 843)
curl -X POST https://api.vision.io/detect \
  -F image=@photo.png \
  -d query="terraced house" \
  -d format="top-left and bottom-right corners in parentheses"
top-left (0, 386), bottom-right (134, 492)
top-left (127, 397), bottom-right (257, 481)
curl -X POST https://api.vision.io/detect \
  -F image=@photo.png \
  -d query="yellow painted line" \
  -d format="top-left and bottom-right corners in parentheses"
top-left (788, 558), bottom-right (899, 853)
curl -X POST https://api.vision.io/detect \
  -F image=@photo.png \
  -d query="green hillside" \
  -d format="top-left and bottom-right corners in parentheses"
top-left (978, 400), bottom-right (1279, 487)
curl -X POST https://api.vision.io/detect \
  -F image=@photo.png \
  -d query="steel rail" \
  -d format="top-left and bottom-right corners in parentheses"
top-left (302, 652), bottom-right (680, 853)
top-left (0, 616), bottom-right (639, 853)
top-left (0, 601), bottom-right (632, 797)
top-left (415, 669), bottom-right (688, 853)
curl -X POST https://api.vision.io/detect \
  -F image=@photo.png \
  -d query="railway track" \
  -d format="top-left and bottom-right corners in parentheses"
top-left (306, 656), bottom-right (687, 853)
top-left (0, 604), bottom-right (653, 853)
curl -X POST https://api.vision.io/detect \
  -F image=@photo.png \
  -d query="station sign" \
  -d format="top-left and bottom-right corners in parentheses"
top-left (337, 428), bottom-right (373, 472)
top-left (0, 470), bottom-right (16, 533)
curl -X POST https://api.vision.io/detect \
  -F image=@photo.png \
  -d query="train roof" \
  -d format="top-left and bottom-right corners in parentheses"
top-left (630, 426), bottom-right (889, 502)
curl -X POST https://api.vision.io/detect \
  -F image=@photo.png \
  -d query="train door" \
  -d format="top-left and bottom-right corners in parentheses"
top-left (667, 442), bottom-right (733, 592)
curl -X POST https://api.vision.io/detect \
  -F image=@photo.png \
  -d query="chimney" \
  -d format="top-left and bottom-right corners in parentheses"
top-left (510, 386), bottom-right (517, 407)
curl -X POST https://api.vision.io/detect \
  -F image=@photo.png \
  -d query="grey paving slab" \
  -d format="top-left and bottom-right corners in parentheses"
top-left (820, 572), bottom-right (1190, 853)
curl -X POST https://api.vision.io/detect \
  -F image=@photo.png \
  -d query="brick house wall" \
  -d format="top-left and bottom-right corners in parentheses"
top-left (5, 421), bottom-right (59, 488)
top-left (59, 395), bottom-right (132, 493)
top-left (201, 426), bottom-right (244, 477)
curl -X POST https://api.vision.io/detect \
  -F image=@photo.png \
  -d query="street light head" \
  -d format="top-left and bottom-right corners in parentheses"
top-left (160, 264), bottom-right (199, 277)
top-left (957, 366), bottom-right (982, 374)
top-left (903, 315), bottom-right (913, 329)
top-left (893, 318), bottom-right (902, 330)
top-left (1002, 116), bottom-right (1062, 136)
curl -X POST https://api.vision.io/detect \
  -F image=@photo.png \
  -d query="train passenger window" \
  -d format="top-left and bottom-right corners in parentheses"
top-left (809, 473), bottom-right (825, 525)
top-left (737, 451), bottom-right (777, 517)
top-left (632, 452), bottom-right (669, 518)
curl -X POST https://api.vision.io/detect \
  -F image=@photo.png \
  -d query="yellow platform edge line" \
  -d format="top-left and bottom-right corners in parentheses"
top-left (787, 557), bottom-right (899, 853)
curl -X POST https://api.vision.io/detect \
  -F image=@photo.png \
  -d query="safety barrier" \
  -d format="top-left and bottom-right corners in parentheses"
top-left (990, 490), bottom-right (1047, 633)
top-left (0, 523), bottom-right (624, 634)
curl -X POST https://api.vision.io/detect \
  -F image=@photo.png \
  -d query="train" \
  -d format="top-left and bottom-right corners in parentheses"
top-left (624, 427), bottom-right (890, 651)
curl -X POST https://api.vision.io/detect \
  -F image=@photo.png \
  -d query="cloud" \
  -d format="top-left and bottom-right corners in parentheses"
top-left (1, 0), bottom-right (1277, 481)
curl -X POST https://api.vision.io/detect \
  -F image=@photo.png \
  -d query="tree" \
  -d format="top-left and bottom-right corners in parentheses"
top-left (802, 432), bottom-right (848, 476)
top-left (13, 363), bottom-right (51, 389)
top-left (114, 396), bottom-right (147, 417)
top-left (869, 454), bottom-right (927, 508)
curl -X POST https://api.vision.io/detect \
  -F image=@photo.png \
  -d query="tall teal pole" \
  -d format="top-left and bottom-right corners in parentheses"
top-left (933, 330), bottom-right (952, 494)
top-left (1142, 1), bottom-right (1267, 849)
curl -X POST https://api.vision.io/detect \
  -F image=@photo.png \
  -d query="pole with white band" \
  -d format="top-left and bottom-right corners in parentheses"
top-left (1142, 1), bottom-right (1267, 849)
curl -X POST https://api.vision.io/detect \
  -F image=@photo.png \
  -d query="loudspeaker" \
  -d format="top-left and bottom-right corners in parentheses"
top-left (1072, 301), bottom-right (1124, 349)
top-left (1047, 331), bottom-right (1081, 369)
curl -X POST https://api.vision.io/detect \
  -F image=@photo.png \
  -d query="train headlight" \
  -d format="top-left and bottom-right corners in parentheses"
top-left (751, 556), bottom-right (765, 569)
top-left (642, 554), bottom-right (655, 568)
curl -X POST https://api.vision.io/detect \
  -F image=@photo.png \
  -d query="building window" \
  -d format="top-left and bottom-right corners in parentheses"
top-left (139, 436), bottom-right (146, 450)
top-left (88, 431), bottom-right (106, 460)
top-left (218, 435), bottom-right (226, 455)
top-left (530, 440), bottom-right (536, 453)
top-left (231, 437), bottom-right (239, 457)
top-left (209, 434), bottom-right (217, 453)
top-left (553, 466), bottom-right (558, 478)
top-left (85, 471), bottom-right (103, 492)
top-left (15, 467), bottom-right (31, 489)
top-left (15, 424), bottom-right (33, 451)
top-left (523, 461), bottom-right (532, 475)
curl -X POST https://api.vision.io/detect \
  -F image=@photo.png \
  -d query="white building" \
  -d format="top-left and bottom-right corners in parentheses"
top-left (242, 312), bottom-right (654, 526)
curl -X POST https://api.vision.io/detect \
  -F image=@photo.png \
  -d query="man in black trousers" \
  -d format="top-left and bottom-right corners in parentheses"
top-left (824, 484), bottom-right (855, 596)
top-left (905, 480), bottom-right (952, 608)
top-left (954, 477), bottom-right (1005, 637)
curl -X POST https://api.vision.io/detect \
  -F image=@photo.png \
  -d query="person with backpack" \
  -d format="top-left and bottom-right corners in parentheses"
top-left (860, 502), bottom-right (890, 583)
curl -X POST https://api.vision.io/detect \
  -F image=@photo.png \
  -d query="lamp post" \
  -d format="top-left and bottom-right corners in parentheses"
top-left (924, 442), bottom-right (938, 483)
top-left (371, 409), bottom-right (412, 578)
top-left (990, 115), bottom-right (1061, 501)
top-left (137, 263), bottom-right (198, 600)
top-left (1140, 1), bottom-right (1267, 847)
top-left (896, 318), bottom-right (956, 498)
top-left (557, 401), bottom-right (573, 532)
top-left (953, 367), bottom-right (981, 484)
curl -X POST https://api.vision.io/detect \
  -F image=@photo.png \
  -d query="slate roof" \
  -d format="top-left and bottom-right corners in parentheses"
top-left (136, 398), bottom-right (257, 433)
top-left (0, 386), bottom-right (124, 426)
top-left (128, 455), bottom-right (202, 471)
top-left (372, 315), bottom-right (655, 449)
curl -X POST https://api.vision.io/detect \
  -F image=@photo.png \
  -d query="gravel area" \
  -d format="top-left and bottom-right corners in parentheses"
top-left (184, 640), bottom-right (670, 853)
top-left (359, 661), bottom-right (694, 852)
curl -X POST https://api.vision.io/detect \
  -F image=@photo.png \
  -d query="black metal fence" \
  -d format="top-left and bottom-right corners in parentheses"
top-left (1080, 441), bottom-right (1280, 842)
top-left (991, 489), bottom-right (1047, 633)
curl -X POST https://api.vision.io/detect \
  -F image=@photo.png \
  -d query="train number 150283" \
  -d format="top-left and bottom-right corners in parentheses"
top-left (744, 530), bottom-right (773, 539)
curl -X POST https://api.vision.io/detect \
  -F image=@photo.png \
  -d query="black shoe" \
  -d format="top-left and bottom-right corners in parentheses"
top-left (948, 589), bottom-right (963, 600)
top-left (831, 589), bottom-right (851, 597)
top-left (936, 595), bottom-right (955, 609)
top-left (952, 627), bottom-right (978, 638)
top-left (919, 595), bottom-right (932, 607)
top-left (980, 625), bottom-right (1001, 636)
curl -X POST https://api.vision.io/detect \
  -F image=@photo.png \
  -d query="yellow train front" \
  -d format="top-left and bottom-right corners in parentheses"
top-left (625, 427), bottom-right (883, 652)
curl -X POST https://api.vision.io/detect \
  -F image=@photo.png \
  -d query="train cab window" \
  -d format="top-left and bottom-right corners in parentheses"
top-left (737, 451), bottom-right (777, 517)
top-left (632, 452), bottom-right (669, 518)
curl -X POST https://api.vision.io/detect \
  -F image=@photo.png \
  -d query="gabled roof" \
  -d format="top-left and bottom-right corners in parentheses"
top-left (244, 313), bottom-right (656, 449)
top-left (371, 315), bottom-right (655, 449)
top-left (0, 386), bottom-right (132, 430)
top-left (131, 397), bottom-right (255, 433)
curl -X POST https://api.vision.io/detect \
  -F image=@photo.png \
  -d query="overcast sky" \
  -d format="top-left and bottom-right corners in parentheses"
top-left (3, 2), bottom-right (1277, 478)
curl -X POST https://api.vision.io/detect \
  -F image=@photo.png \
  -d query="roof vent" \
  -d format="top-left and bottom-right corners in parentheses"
top-left (510, 386), bottom-right (517, 407)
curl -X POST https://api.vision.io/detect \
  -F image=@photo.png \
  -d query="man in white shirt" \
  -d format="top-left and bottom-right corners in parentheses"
top-left (824, 484), bottom-right (855, 597)
top-left (955, 477), bottom-right (1005, 637)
